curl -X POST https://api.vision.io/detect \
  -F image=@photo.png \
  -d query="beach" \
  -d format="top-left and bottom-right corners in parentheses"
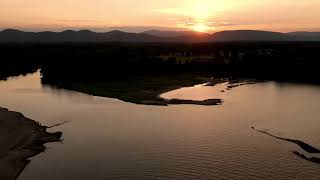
top-left (0, 107), bottom-right (62, 180)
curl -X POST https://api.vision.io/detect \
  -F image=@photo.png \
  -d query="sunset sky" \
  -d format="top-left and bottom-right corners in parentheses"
top-left (1, 0), bottom-right (320, 33)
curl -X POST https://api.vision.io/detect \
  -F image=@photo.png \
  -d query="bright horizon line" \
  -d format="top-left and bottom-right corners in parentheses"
top-left (1, 27), bottom-right (318, 34)
top-left (2, 1), bottom-right (320, 34)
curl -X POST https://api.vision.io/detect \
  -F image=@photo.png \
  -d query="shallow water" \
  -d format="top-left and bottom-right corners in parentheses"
top-left (1, 72), bottom-right (320, 180)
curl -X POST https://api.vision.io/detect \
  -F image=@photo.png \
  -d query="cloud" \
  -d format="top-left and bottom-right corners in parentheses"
top-left (175, 17), bottom-right (236, 31)
top-left (207, 21), bottom-right (237, 27)
top-left (56, 19), bottom-right (102, 24)
top-left (152, 8), bottom-right (188, 16)
top-left (92, 26), bottom-right (186, 33)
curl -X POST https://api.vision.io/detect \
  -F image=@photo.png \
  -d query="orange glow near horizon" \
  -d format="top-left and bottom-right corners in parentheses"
top-left (0, 0), bottom-right (320, 32)
top-left (191, 22), bottom-right (211, 32)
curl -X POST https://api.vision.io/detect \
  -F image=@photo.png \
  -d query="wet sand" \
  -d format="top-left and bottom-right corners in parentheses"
top-left (0, 107), bottom-right (62, 180)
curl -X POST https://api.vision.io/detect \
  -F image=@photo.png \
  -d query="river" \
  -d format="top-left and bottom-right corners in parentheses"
top-left (1, 71), bottom-right (320, 180)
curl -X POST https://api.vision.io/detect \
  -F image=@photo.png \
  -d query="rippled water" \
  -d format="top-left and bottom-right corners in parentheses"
top-left (1, 72), bottom-right (320, 180)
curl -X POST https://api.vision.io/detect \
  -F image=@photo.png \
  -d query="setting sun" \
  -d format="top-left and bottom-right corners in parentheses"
top-left (154, 0), bottom-right (229, 32)
top-left (192, 22), bottom-right (211, 32)
top-left (1, 0), bottom-right (320, 180)
top-left (1, 0), bottom-right (320, 32)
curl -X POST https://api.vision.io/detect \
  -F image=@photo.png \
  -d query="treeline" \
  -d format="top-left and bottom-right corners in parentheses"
top-left (0, 44), bottom-right (40, 80)
top-left (1, 42), bottom-right (320, 83)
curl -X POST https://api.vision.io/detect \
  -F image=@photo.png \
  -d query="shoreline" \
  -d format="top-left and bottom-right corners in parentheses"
top-left (48, 76), bottom-right (227, 106)
top-left (45, 77), bottom-right (257, 106)
top-left (0, 107), bottom-right (62, 180)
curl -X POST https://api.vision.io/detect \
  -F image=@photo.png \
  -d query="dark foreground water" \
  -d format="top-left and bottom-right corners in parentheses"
top-left (1, 72), bottom-right (320, 180)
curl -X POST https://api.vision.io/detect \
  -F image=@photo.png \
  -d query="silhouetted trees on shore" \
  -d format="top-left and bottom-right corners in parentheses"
top-left (0, 44), bottom-right (40, 80)
top-left (1, 42), bottom-right (320, 83)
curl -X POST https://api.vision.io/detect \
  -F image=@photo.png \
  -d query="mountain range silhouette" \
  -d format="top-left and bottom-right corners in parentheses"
top-left (1, 29), bottom-right (320, 42)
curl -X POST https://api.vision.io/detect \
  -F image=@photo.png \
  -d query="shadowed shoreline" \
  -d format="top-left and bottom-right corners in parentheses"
top-left (293, 151), bottom-right (320, 164)
top-left (0, 107), bottom-right (62, 180)
top-left (43, 75), bottom-right (227, 106)
top-left (252, 127), bottom-right (320, 164)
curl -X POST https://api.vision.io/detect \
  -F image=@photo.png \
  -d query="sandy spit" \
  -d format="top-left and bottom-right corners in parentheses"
top-left (0, 107), bottom-right (62, 180)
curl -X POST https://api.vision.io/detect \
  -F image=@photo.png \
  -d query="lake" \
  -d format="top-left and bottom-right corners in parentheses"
top-left (1, 71), bottom-right (320, 180)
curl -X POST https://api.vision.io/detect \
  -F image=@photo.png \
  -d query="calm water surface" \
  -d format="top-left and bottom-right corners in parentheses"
top-left (1, 72), bottom-right (320, 180)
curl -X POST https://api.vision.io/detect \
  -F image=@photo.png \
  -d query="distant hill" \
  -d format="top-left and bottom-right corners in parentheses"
top-left (210, 30), bottom-right (291, 41)
top-left (287, 32), bottom-right (320, 41)
top-left (1, 29), bottom-right (320, 42)
top-left (142, 30), bottom-right (209, 38)
top-left (288, 31), bottom-right (320, 37)
top-left (143, 30), bottom-right (293, 42)
top-left (0, 29), bottom-right (165, 43)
